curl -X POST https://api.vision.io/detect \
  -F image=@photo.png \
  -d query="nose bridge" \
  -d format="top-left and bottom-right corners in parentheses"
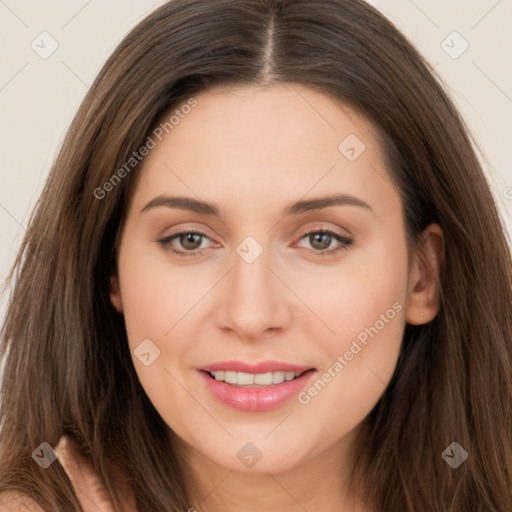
top-left (231, 235), bottom-right (275, 305)
top-left (217, 234), bottom-right (290, 338)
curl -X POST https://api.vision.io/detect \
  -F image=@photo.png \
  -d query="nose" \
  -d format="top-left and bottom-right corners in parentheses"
top-left (216, 242), bottom-right (292, 342)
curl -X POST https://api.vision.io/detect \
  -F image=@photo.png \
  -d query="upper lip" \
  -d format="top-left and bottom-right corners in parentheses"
top-left (199, 360), bottom-right (315, 374)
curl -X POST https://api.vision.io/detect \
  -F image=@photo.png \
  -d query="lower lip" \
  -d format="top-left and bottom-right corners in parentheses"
top-left (198, 369), bottom-right (316, 412)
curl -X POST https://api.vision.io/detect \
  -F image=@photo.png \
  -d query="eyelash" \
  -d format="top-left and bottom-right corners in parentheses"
top-left (155, 228), bottom-right (353, 258)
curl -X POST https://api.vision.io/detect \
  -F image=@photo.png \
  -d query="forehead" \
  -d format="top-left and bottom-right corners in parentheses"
top-left (127, 83), bottom-right (400, 221)
top-left (178, 82), bottom-right (373, 142)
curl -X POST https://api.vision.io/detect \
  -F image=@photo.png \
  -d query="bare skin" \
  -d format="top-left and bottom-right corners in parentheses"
top-left (2, 437), bottom-right (136, 511)
top-left (55, 436), bottom-right (137, 512)
top-left (44, 83), bottom-right (444, 512)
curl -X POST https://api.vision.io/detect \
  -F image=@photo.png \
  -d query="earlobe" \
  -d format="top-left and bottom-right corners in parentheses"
top-left (405, 223), bottom-right (445, 326)
top-left (109, 275), bottom-right (123, 313)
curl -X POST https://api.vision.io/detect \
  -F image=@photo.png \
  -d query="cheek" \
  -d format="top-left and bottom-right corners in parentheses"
top-left (294, 229), bottom-right (408, 347)
top-left (296, 236), bottom-right (408, 423)
top-left (117, 239), bottom-right (210, 345)
top-left (328, 262), bottom-right (407, 357)
top-left (116, 242), bottom-right (204, 435)
top-left (294, 231), bottom-right (408, 403)
top-left (116, 237), bottom-right (224, 418)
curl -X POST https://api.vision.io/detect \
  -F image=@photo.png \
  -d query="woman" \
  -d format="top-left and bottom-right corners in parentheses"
top-left (1, 0), bottom-right (511, 511)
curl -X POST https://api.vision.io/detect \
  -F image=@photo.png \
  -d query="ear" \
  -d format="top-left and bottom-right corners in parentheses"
top-left (405, 223), bottom-right (445, 325)
top-left (109, 274), bottom-right (123, 313)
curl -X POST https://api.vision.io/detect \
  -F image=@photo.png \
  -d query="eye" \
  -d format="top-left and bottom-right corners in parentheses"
top-left (156, 229), bottom-right (214, 257)
top-left (294, 228), bottom-right (353, 255)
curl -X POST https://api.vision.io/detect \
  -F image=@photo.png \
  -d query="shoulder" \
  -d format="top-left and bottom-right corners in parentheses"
top-left (0, 491), bottom-right (46, 511)
top-left (55, 435), bottom-right (137, 512)
top-left (0, 438), bottom-right (136, 512)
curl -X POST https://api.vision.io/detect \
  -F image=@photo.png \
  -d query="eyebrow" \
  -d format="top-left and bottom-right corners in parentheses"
top-left (140, 193), bottom-right (373, 216)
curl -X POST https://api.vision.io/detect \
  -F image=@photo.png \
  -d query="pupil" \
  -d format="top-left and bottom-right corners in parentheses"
top-left (181, 233), bottom-right (201, 250)
top-left (311, 232), bottom-right (331, 250)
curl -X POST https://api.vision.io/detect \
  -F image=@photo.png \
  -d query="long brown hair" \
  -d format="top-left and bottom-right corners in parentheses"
top-left (1, 0), bottom-right (511, 510)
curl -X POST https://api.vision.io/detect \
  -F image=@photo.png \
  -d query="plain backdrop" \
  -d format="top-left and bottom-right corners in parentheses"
top-left (1, 0), bottom-right (511, 355)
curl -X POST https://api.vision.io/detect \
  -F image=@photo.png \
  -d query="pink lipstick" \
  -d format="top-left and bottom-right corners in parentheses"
top-left (198, 360), bottom-right (316, 412)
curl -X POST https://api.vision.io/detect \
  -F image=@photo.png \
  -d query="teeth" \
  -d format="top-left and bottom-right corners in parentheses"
top-left (210, 370), bottom-right (304, 387)
top-left (254, 372), bottom-right (272, 385)
top-left (272, 371), bottom-right (285, 384)
top-left (236, 372), bottom-right (255, 385)
top-left (224, 371), bottom-right (237, 384)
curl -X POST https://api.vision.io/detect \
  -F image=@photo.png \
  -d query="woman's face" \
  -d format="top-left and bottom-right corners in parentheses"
top-left (110, 83), bottom-right (442, 475)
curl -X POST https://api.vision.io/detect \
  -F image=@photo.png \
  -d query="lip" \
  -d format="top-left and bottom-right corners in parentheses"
top-left (200, 360), bottom-right (313, 374)
top-left (198, 365), bottom-right (317, 412)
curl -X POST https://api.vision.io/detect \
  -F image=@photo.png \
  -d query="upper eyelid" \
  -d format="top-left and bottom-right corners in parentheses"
top-left (160, 220), bottom-right (351, 239)
top-left (295, 224), bottom-right (351, 239)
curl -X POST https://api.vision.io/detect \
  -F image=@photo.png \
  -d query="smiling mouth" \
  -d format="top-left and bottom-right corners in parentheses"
top-left (199, 367), bottom-right (318, 412)
top-left (204, 369), bottom-right (314, 387)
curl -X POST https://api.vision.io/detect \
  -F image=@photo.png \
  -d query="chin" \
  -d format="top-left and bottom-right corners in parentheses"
top-left (191, 434), bottom-right (313, 475)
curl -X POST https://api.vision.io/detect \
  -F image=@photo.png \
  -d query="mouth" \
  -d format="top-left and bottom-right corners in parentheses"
top-left (198, 365), bottom-right (317, 412)
top-left (203, 369), bottom-right (311, 387)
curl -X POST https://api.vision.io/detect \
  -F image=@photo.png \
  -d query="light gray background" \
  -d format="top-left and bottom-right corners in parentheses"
top-left (1, 0), bottom-right (511, 333)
